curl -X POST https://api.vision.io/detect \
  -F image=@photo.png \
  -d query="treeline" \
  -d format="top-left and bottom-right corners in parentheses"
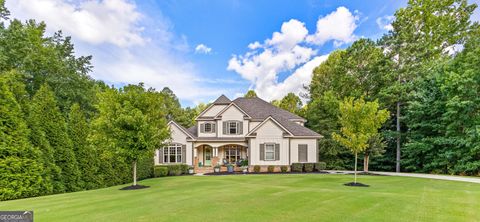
top-left (305, 0), bottom-right (480, 175)
top-left (0, 5), bottom-right (201, 200)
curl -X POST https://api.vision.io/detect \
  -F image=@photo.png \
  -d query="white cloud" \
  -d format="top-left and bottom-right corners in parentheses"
top-left (8, 0), bottom-right (145, 47)
top-left (306, 6), bottom-right (359, 46)
top-left (228, 7), bottom-right (358, 101)
top-left (195, 44), bottom-right (212, 54)
top-left (376, 15), bottom-right (394, 31)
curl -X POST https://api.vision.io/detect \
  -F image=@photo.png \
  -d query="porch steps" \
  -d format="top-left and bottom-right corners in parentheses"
top-left (195, 167), bottom-right (214, 174)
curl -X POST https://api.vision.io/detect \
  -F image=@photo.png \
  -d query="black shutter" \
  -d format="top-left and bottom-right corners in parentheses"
top-left (275, 144), bottom-right (280, 161)
top-left (260, 144), bottom-right (265, 160)
top-left (182, 145), bottom-right (186, 163)
top-left (158, 148), bottom-right (164, 164)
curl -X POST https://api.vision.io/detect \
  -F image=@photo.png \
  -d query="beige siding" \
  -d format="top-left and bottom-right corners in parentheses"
top-left (249, 120), bottom-right (290, 165)
top-left (197, 121), bottom-right (217, 137)
top-left (219, 105), bottom-right (248, 138)
top-left (201, 104), bottom-right (227, 117)
top-left (249, 121), bottom-right (260, 131)
top-left (155, 123), bottom-right (193, 166)
top-left (290, 139), bottom-right (317, 163)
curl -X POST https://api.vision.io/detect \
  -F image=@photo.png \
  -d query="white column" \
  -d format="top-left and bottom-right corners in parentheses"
top-left (194, 147), bottom-right (197, 157)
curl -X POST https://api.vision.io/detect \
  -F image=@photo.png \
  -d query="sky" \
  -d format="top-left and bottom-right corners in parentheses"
top-left (6, 0), bottom-right (480, 106)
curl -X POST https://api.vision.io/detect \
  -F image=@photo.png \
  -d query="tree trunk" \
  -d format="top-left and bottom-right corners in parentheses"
top-left (364, 152), bottom-right (369, 172)
top-left (354, 151), bottom-right (358, 184)
top-left (396, 101), bottom-right (401, 173)
top-left (133, 160), bottom-right (137, 186)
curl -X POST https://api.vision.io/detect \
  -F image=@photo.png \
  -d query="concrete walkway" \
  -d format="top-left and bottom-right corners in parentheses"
top-left (326, 170), bottom-right (480, 184)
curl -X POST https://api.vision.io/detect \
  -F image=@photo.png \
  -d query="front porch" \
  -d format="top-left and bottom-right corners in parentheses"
top-left (194, 144), bottom-right (248, 173)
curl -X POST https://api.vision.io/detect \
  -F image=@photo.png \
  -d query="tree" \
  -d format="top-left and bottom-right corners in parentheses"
top-left (333, 97), bottom-right (389, 184)
top-left (0, 74), bottom-right (44, 200)
top-left (244, 90), bottom-right (258, 98)
top-left (0, 0), bottom-right (9, 20)
top-left (29, 84), bottom-right (81, 192)
top-left (93, 84), bottom-right (169, 187)
top-left (380, 0), bottom-right (476, 172)
top-left (68, 103), bottom-right (99, 189)
top-left (278, 93), bottom-right (303, 116)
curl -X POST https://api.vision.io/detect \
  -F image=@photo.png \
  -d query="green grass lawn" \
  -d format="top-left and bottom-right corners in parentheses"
top-left (1, 174), bottom-right (479, 222)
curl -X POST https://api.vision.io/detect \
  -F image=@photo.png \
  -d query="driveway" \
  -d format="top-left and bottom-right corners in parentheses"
top-left (326, 170), bottom-right (480, 184)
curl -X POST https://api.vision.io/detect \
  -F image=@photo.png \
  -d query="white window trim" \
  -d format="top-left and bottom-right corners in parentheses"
top-left (163, 144), bottom-right (182, 164)
top-left (225, 121), bottom-right (241, 135)
top-left (204, 123), bottom-right (212, 133)
top-left (264, 143), bottom-right (275, 161)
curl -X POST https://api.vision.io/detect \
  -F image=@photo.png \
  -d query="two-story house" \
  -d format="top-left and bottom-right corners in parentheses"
top-left (154, 95), bottom-right (322, 172)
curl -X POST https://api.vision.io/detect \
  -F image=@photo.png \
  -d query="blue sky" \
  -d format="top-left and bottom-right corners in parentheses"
top-left (7, 0), bottom-right (480, 106)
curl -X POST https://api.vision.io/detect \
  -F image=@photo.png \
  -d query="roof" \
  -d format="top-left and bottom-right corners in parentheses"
top-left (177, 96), bottom-right (321, 139)
top-left (212, 95), bottom-right (231, 105)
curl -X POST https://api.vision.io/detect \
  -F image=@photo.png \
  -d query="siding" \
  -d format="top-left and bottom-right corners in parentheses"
top-left (155, 123), bottom-right (193, 166)
top-left (290, 139), bottom-right (317, 164)
top-left (249, 120), bottom-right (290, 165)
top-left (201, 104), bottom-right (227, 117)
top-left (219, 105), bottom-right (248, 138)
top-left (197, 121), bottom-right (216, 137)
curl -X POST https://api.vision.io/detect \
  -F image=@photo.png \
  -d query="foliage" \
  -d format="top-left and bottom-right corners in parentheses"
top-left (314, 162), bottom-right (326, 171)
top-left (244, 90), bottom-right (257, 98)
top-left (267, 165), bottom-right (275, 173)
top-left (154, 166), bottom-right (169, 177)
top-left (280, 166), bottom-right (288, 172)
top-left (277, 93), bottom-right (304, 116)
top-left (253, 165), bottom-right (261, 173)
top-left (304, 163), bottom-right (314, 172)
top-left (291, 163), bottom-right (303, 172)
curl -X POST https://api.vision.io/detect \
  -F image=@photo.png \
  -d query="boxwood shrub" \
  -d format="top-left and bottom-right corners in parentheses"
top-left (280, 166), bottom-right (288, 172)
top-left (253, 165), bottom-right (261, 173)
top-left (291, 163), bottom-right (304, 172)
top-left (314, 162), bottom-right (326, 171)
top-left (154, 166), bottom-right (168, 177)
top-left (304, 163), bottom-right (314, 172)
top-left (267, 165), bottom-right (275, 173)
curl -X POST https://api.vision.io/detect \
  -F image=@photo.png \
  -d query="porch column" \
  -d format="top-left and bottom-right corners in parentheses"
top-left (214, 147), bottom-right (218, 157)
top-left (194, 147), bottom-right (197, 157)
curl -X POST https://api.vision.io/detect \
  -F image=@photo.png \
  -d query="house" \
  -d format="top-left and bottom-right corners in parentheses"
top-left (154, 95), bottom-right (322, 172)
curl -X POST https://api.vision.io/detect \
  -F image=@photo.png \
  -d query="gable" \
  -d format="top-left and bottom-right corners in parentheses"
top-left (218, 104), bottom-right (245, 120)
top-left (199, 104), bottom-right (227, 117)
top-left (168, 122), bottom-right (192, 143)
top-left (251, 118), bottom-right (289, 137)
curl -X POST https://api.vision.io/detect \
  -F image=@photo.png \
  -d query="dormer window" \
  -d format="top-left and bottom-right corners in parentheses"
top-left (200, 122), bottom-right (215, 133)
top-left (229, 122), bottom-right (237, 134)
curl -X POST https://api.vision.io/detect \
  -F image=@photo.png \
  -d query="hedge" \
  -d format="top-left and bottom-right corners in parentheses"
top-left (154, 166), bottom-right (168, 177)
top-left (304, 163), bottom-right (314, 172)
top-left (267, 165), bottom-right (275, 173)
top-left (253, 165), bottom-right (261, 173)
top-left (154, 164), bottom-right (189, 177)
top-left (314, 162), bottom-right (326, 171)
top-left (291, 163), bottom-right (303, 172)
top-left (280, 166), bottom-right (288, 172)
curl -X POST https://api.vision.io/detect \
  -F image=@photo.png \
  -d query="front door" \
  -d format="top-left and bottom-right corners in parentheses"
top-left (204, 146), bottom-right (212, 166)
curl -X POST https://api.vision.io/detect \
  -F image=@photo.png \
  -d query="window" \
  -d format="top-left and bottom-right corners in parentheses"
top-left (204, 123), bottom-right (212, 133)
top-left (224, 145), bottom-right (241, 163)
top-left (162, 144), bottom-right (182, 163)
top-left (229, 122), bottom-right (237, 134)
top-left (265, 144), bottom-right (275, 161)
top-left (298, 144), bottom-right (308, 162)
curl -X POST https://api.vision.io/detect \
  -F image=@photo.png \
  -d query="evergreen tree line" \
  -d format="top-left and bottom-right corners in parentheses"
top-left (0, 5), bottom-right (199, 200)
top-left (305, 0), bottom-right (480, 175)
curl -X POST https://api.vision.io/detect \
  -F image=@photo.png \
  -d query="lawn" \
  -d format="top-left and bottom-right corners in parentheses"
top-left (1, 174), bottom-right (479, 222)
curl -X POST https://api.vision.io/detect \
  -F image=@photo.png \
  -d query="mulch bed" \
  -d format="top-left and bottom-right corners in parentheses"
top-left (204, 171), bottom-right (330, 176)
top-left (344, 182), bottom-right (370, 187)
top-left (120, 184), bottom-right (150, 190)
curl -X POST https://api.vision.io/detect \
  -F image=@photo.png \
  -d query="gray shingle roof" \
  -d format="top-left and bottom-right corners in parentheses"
top-left (212, 95), bottom-right (231, 105)
top-left (187, 125), bottom-right (197, 137)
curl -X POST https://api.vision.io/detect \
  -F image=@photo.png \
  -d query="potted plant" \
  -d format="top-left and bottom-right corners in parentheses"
top-left (240, 160), bottom-right (248, 173)
top-left (214, 164), bottom-right (220, 173)
top-left (227, 164), bottom-right (234, 173)
top-left (188, 166), bottom-right (194, 174)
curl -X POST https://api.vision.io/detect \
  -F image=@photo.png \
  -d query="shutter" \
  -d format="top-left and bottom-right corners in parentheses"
top-left (212, 123), bottom-right (216, 133)
top-left (298, 144), bottom-right (307, 162)
top-left (260, 144), bottom-right (265, 160)
top-left (238, 122), bottom-right (243, 134)
top-left (158, 148), bottom-right (164, 164)
top-left (275, 143), bottom-right (280, 161)
top-left (200, 123), bottom-right (205, 133)
top-left (223, 122), bottom-right (228, 134)
top-left (182, 145), bottom-right (186, 163)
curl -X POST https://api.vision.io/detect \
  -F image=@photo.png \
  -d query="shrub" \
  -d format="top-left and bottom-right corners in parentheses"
top-left (253, 165), bottom-right (261, 173)
top-left (280, 166), bottom-right (288, 173)
top-left (267, 165), bottom-right (275, 173)
top-left (154, 166), bottom-right (168, 177)
top-left (314, 162), bottom-right (326, 171)
top-left (291, 163), bottom-right (304, 172)
top-left (181, 164), bottom-right (189, 174)
top-left (166, 164), bottom-right (183, 176)
top-left (304, 163), bottom-right (314, 172)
